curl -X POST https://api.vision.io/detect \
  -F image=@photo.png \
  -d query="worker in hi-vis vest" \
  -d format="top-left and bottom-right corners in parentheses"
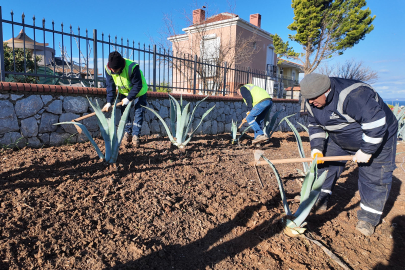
top-left (237, 83), bottom-right (273, 144)
top-left (102, 51), bottom-right (148, 148)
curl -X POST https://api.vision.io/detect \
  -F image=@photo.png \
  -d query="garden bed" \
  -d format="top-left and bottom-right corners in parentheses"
top-left (1, 132), bottom-right (404, 269)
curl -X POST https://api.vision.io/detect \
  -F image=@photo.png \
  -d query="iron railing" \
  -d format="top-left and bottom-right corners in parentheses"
top-left (0, 7), bottom-right (299, 99)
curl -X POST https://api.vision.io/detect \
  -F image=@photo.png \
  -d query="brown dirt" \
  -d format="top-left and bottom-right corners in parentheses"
top-left (1, 132), bottom-right (404, 270)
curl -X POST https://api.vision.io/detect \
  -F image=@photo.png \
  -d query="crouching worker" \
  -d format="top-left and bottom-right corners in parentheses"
top-left (301, 73), bottom-right (398, 236)
top-left (103, 51), bottom-right (148, 148)
top-left (237, 84), bottom-right (273, 144)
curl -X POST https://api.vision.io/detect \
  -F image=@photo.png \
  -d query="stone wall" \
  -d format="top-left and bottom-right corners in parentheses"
top-left (0, 82), bottom-right (308, 148)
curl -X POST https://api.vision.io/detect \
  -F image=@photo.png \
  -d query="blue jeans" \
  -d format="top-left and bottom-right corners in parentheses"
top-left (119, 93), bottom-right (147, 137)
top-left (318, 136), bottom-right (397, 226)
top-left (246, 99), bottom-right (272, 138)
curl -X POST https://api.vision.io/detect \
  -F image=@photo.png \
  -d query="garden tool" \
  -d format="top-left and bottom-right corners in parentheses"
top-left (238, 111), bottom-right (250, 131)
top-left (71, 101), bottom-right (123, 134)
top-left (249, 150), bottom-right (353, 166)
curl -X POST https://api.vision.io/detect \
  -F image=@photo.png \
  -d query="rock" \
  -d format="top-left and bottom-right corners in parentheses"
top-left (59, 113), bottom-right (80, 134)
top-left (82, 114), bottom-right (100, 132)
top-left (0, 100), bottom-right (19, 133)
top-left (10, 94), bottom-right (24, 101)
top-left (15, 95), bottom-right (43, 118)
top-left (159, 106), bottom-right (169, 118)
top-left (217, 122), bottom-right (225, 133)
top-left (21, 117), bottom-right (38, 137)
top-left (140, 121), bottom-right (151, 136)
top-left (39, 113), bottom-right (59, 133)
top-left (50, 132), bottom-right (75, 146)
top-left (27, 137), bottom-right (42, 148)
top-left (150, 120), bottom-right (161, 134)
top-left (41, 95), bottom-right (53, 105)
top-left (63, 96), bottom-right (89, 113)
top-left (39, 133), bottom-right (50, 145)
top-left (0, 94), bottom-right (10, 99)
top-left (211, 120), bottom-right (218, 134)
top-left (46, 100), bottom-right (63, 114)
top-left (0, 132), bottom-right (27, 149)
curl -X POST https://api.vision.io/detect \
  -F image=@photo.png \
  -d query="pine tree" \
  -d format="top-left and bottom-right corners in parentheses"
top-left (272, 0), bottom-right (375, 74)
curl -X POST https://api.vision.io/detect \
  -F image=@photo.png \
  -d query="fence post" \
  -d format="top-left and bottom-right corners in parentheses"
top-left (193, 55), bottom-right (197, 95)
top-left (0, 7), bottom-right (5, 81)
top-left (247, 67), bottom-right (250, 84)
top-left (153, 44), bottom-right (156, 91)
top-left (222, 62), bottom-right (227, 96)
top-left (93, 29), bottom-right (98, 87)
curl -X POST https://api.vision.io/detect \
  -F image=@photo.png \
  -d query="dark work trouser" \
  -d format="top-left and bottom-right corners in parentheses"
top-left (318, 136), bottom-right (397, 226)
top-left (119, 93), bottom-right (147, 137)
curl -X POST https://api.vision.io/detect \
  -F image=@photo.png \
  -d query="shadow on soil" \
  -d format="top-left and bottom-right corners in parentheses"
top-left (106, 197), bottom-right (284, 270)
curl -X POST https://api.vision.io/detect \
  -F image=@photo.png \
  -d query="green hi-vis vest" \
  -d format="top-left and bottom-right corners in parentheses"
top-left (242, 84), bottom-right (271, 107)
top-left (105, 59), bottom-right (147, 98)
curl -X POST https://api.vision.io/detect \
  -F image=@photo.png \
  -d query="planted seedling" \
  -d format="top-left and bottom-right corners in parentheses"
top-left (55, 95), bottom-right (132, 163)
top-left (262, 154), bottom-right (328, 237)
top-left (143, 94), bottom-right (215, 149)
top-left (230, 119), bottom-right (252, 145)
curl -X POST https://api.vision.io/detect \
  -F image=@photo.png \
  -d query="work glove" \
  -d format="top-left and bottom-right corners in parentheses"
top-left (311, 149), bottom-right (324, 164)
top-left (122, 98), bottom-right (130, 106)
top-left (353, 149), bottom-right (372, 163)
top-left (102, 103), bottom-right (111, 112)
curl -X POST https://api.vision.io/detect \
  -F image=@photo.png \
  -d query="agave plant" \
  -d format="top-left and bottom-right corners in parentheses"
top-left (55, 96), bottom-right (132, 163)
top-left (230, 119), bottom-right (252, 145)
top-left (262, 155), bottom-right (328, 236)
top-left (143, 94), bottom-right (215, 149)
top-left (279, 114), bottom-right (310, 175)
top-left (392, 104), bottom-right (405, 139)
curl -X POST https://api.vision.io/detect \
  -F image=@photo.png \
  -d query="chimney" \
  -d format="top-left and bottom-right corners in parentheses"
top-left (250, 14), bottom-right (261, 28)
top-left (193, 9), bottom-right (205, 25)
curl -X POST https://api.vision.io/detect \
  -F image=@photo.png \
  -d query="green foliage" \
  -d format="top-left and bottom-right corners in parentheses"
top-left (147, 82), bottom-right (172, 93)
top-left (263, 155), bottom-right (328, 235)
top-left (272, 0), bottom-right (375, 74)
top-left (3, 42), bottom-right (42, 83)
top-left (55, 95), bottom-right (132, 163)
top-left (279, 114), bottom-right (310, 174)
top-left (230, 120), bottom-right (252, 145)
top-left (143, 94), bottom-right (215, 149)
top-left (392, 104), bottom-right (405, 140)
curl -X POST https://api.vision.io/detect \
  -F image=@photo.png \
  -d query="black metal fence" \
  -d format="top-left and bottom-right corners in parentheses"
top-left (0, 6), bottom-right (297, 98)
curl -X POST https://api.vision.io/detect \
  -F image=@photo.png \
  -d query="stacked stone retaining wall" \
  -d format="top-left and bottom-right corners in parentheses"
top-left (0, 82), bottom-right (308, 148)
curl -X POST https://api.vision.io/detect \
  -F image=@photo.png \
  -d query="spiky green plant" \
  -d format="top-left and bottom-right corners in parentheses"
top-left (230, 120), bottom-right (252, 145)
top-left (262, 155), bottom-right (328, 236)
top-left (392, 104), bottom-right (405, 140)
top-left (54, 96), bottom-right (132, 163)
top-left (279, 114), bottom-right (310, 175)
top-left (297, 122), bottom-right (309, 134)
top-left (143, 94), bottom-right (215, 149)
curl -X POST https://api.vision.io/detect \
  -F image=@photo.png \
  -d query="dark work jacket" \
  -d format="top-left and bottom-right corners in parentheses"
top-left (307, 77), bottom-right (398, 154)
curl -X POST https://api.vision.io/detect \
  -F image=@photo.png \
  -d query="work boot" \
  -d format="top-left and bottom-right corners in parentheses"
top-left (121, 132), bottom-right (132, 148)
top-left (252, 134), bottom-right (268, 144)
top-left (314, 193), bottom-right (329, 213)
top-left (356, 220), bottom-right (375, 236)
top-left (132, 135), bottom-right (139, 148)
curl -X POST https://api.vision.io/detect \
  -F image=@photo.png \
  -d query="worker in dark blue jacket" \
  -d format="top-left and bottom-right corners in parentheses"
top-left (102, 51), bottom-right (148, 147)
top-left (300, 73), bottom-right (398, 236)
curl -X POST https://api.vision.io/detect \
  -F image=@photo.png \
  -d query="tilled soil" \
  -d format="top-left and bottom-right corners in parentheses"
top-left (1, 132), bottom-right (404, 270)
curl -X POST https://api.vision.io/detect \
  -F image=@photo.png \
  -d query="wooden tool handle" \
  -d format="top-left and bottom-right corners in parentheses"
top-left (72, 102), bottom-right (123, 122)
top-left (249, 155), bottom-right (353, 166)
top-left (238, 118), bottom-right (247, 129)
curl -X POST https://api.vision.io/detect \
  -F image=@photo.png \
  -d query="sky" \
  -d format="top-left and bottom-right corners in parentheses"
top-left (1, 0), bottom-right (404, 100)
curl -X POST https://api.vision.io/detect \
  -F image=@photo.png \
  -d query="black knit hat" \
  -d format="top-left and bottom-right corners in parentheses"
top-left (300, 73), bottom-right (331, 99)
top-left (108, 51), bottom-right (125, 70)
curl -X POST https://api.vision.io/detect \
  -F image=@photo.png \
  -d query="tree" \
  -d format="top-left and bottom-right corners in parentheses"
top-left (317, 58), bottom-right (378, 84)
top-left (271, 0), bottom-right (375, 75)
top-left (3, 42), bottom-right (41, 83)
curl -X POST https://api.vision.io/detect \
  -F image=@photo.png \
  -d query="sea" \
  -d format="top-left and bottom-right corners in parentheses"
top-left (385, 100), bottom-right (405, 107)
